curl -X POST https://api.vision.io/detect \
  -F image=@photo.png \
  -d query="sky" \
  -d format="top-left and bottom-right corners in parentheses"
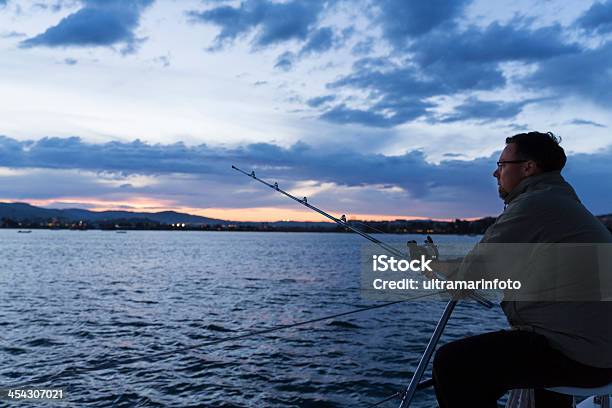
top-left (0, 0), bottom-right (611, 221)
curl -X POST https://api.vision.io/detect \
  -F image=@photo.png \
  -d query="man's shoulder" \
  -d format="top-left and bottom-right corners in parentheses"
top-left (509, 192), bottom-right (548, 213)
top-left (495, 183), bottom-right (611, 243)
top-left (485, 186), bottom-right (581, 242)
top-left (508, 183), bottom-right (577, 214)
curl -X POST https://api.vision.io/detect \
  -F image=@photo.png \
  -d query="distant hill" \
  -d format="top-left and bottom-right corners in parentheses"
top-left (0, 202), bottom-right (225, 225)
top-left (0, 202), bottom-right (610, 234)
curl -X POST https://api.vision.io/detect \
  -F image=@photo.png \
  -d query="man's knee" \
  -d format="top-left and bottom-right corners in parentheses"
top-left (433, 341), bottom-right (463, 377)
top-left (432, 340), bottom-right (478, 407)
top-left (434, 330), bottom-right (511, 376)
top-left (433, 336), bottom-right (507, 407)
top-left (433, 334), bottom-right (500, 383)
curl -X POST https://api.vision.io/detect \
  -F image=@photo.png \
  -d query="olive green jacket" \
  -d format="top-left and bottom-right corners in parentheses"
top-left (473, 171), bottom-right (612, 367)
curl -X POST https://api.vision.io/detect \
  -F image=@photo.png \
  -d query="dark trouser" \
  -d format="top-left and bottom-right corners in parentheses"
top-left (432, 330), bottom-right (612, 408)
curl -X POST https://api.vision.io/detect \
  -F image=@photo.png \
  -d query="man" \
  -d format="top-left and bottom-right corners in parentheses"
top-left (431, 132), bottom-right (612, 407)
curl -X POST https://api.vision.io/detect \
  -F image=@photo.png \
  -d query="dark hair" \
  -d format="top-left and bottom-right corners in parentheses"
top-left (505, 131), bottom-right (566, 172)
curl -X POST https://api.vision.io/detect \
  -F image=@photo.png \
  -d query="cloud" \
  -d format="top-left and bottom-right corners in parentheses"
top-left (0, 136), bottom-right (218, 176)
top-left (0, 135), bottom-right (492, 216)
top-left (319, 60), bottom-right (442, 126)
top-left (187, 0), bottom-right (598, 130)
top-left (351, 37), bottom-right (374, 55)
top-left (567, 118), bottom-right (607, 128)
top-left (320, 100), bottom-right (433, 128)
top-left (274, 51), bottom-right (295, 71)
top-left (377, 0), bottom-right (470, 46)
top-left (319, 105), bottom-right (399, 128)
top-left (191, 3), bottom-right (585, 127)
top-left (0, 31), bottom-right (25, 38)
top-left (524, 41), bottom-right (612, 106)
top-left (272, 26), bottom-right (339, 71)
top-left (563, 147), bottom-right (612, 215)
top-left (191, 1), bottom-right (342, 70)
top-left (20, 0), bottom-right (153, 53)
top-left (298, 26), bottom-right (335, 56)
top-left (412, 21), bottom-right (579, 67)
top-left (575, 0), bottom-right (612, 35)
top-left (0, 136), bottom-right (610, 217)
top-left (437, 98), bottom-right (531, 124)
top-left (188, 0), bottom-right (326, 49)
top-left (33, 1), bottom-right (79, 12)
top-left (306, 95), bottom-right (335, 108)
top-left (153, 54), bottom-right (170, 67)
top-left (315, 19), bottom-right (582, 127)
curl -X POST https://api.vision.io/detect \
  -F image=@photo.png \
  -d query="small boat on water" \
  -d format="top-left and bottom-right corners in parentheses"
top-left (115, 231), bottom-right (127, 234)
top-left (17, 230), bottom-right (32, 233)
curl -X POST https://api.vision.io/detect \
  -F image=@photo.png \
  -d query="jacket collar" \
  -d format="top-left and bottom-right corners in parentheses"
top-left (504, 171), bottom-right (565, 205)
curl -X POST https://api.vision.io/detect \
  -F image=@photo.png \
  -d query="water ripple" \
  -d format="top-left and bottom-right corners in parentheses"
top-left (0, 230), bottom-right (506, 407)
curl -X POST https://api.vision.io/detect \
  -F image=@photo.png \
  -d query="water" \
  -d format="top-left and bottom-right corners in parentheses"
top-left (0, 230), bottom-right (507, 407)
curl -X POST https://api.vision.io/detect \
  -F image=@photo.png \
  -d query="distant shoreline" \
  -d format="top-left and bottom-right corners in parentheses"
top-left (2, 225), bottom-right (482, 235)
top-left (2, 202), bottom-right (611, 235)
top-left (4, 216), bottom-right (611, 235)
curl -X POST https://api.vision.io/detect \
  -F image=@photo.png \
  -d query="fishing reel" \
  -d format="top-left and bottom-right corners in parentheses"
top-left (407, 235), bottom-right (439, 261)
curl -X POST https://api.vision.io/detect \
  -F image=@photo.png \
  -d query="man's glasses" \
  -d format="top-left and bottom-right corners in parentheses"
top-left (496, 160), bottom-right (528, 169)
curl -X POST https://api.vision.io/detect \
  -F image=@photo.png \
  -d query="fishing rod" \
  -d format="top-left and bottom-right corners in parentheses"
top-left (232, 165), bottom-right (404, 257)
top-left (232, 165), bottom-right (495, 408)
top-left (231, 165), bottom-right (493, 308)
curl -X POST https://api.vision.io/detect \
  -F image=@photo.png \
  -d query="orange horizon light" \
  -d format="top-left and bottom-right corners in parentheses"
top-left (0, 198), bottom-right (471, 222)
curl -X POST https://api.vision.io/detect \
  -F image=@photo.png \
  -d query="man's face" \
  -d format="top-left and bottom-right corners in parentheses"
top-left (493, 143), bottom-right (529, 200)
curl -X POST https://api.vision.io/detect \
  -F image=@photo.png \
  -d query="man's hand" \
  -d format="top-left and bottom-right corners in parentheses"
top-left (407, 236), bottom-right (439, 279)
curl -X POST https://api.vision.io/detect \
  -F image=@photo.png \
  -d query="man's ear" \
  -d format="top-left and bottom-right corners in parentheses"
top-left (523, 160), bottom-right (541, 176)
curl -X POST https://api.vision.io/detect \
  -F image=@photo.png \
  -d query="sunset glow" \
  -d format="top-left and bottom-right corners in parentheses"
top-left (11, 198), bottom-right (436, 222)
